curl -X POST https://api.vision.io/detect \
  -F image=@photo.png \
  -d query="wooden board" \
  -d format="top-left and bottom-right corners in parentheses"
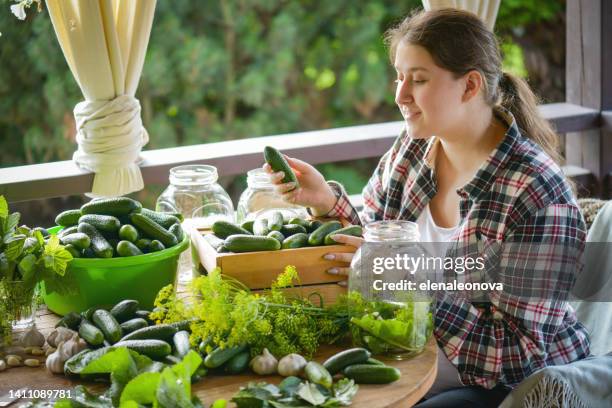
top-left (191, 228), bottom-right (355, 290)
top-left (1, 307), bottom-right (437, 408)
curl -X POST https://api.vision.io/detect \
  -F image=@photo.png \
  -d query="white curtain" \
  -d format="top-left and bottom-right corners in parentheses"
top-left (422, 0), bottom-right (501, 30)
top-left (46, 0), bottom-right (156, 197)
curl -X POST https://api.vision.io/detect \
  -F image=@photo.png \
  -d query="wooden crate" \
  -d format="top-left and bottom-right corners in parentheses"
top-left (190, 227), bottom-right (351, 304)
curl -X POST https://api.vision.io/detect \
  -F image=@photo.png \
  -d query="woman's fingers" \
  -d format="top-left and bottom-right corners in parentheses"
top-left (328, 234), bottom-right (364, 248)
top-left (275, 181), bottom-right (298, 194)
top-left (326, 266), bottom-right (351, 276)
top-left (323, 252), bottom-right (354, 263)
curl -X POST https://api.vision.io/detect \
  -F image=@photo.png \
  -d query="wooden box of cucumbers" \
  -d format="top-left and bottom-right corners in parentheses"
top-left (192, 146), bottom-right (363, 303)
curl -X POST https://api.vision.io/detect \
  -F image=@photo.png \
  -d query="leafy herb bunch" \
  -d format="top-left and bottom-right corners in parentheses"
top-left (152, 266), bottom-right (350, 359)
top-left (0, 195), bottom-right (73, 340)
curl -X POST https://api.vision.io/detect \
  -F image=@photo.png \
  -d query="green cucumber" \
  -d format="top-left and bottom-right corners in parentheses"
top-left (304, 361), bottom-right (333, 389)
top-left (280, 224), bottom-right (307, 237)
top-left (173, 330), bottom-right (191, 359)
top-left (203, 234), bottom-right (225, 251)
top-left (288, 218), bottom-right (310, 228)
top-left (79, 320), bottom-right (105, 346)
top-left (169, 223), bottom-right (184, 242)
top-left (134, 310), bottom-right (153, 323)
top-left (366, 357), bottom-right (386, 366)
top-left (117, 240), bottom-right (143, 257)
top-left (78, 214), bottom-right (121, 233)
top-left (281, 233), bottom-right (309, 249)
top-left (252, 216), bottom-right (270, 236)
top-left (308, 221), bottom-right (342, 246)
top-left (204, 344), bottom-right (247, 368)
top-left (58, 226), bottom-right (78, 238)
top-left (114, 339), bottom-right (172, 359)
top-left (224, 234), bottom-right (281, 253)
top-left (92, 309), bottom-right (123, 344)
top-left (64, 244), bottom-right (81, 258)
top-left (60, 233), bottom-right (91, 250)
top-left (77, 222), bottom-right (113, 258)
top-left (120, 318), bottom-right (149, 335)
top-left (212, 221), bottom-right (251, 239)
top-left (323, 225), bottom-right (363, 245)
top-left (266, 230), bottom-right (285, 243)
top-left (307, 220), bottom-right (323, 233)
top-left (149, 240), bottom-right (166, 252)
top-left (135, 238), bottom-right (152, 252)
top-left (263, 146), bottom-right (298, 189)
top-left (223, 350), bottom-right (250, 374)
top-left (110, 300), bottom-right (140, 323)
top-left (119, 224), bottom-right (139, 243)
top-left (240, 220), bottom-right (255, 233)
top-left (343, 364), bottom-right (401, 384)
top-left (130, 213), bottom-right (178, 248)
top-left (81, 197), bottom-right (142, 216)
top-left (167, 320), bottom-right (192, 332)
top-left (141, 208), bottom-right (181, 229)
top-left (267, 211), bottom-right (284, 231)
top-left (55, 209), bottom-right (82, 227)
top-left (323, 347), bottom-right (371, 375)
top-left (120, 323), bottom-right (178, 342)
top-left (55, 312), bottom-right (82, 330)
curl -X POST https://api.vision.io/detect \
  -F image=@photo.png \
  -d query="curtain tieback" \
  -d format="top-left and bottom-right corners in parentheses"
top-left (73, 95), bottom-right (149, 197)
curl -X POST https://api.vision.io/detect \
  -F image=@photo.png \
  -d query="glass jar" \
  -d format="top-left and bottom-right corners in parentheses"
top-left (156, 165), bottom-right (234, 283)
top-left (0, 280), bottom-right (39, 330)
top-left (236, 168), bottom-right (308, 223)
top-left (348, 220), bottom-right (433, 360)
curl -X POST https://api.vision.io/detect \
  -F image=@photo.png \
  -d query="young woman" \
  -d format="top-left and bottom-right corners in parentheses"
top-left (265, 9), bottom-right (590, 407)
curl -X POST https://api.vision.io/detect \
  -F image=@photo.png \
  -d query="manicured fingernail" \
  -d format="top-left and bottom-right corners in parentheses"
top-left (287, 182), bottom-right (296, 189)
top-left (327, 268), bottom-right (338, 275)
top-left (338, 280), bottom-right (348, 287)
top-left (324, 254), bottom-right (335, 260)
top-left (277, 171), bottom-right (285, 179)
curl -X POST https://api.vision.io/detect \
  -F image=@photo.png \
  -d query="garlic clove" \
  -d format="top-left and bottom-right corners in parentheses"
top-left (277, 353), bottom-right (307, 377)
top-left (250, 348), bottom-right (278, 375)
top-left (20, 324), bottom-right (46, 348)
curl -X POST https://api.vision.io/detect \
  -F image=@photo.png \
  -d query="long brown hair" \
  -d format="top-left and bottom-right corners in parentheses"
top-left (385, 9), bottom-right (562, 164)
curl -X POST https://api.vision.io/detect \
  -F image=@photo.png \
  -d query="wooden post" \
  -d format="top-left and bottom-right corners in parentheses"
top-left (566, 0), bottom-right (612, 197)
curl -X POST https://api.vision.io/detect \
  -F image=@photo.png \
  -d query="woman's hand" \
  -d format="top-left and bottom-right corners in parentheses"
top-left (323, 234), bottom-right (364, 286)
top-left (263, 156), bottom-right (337, 216)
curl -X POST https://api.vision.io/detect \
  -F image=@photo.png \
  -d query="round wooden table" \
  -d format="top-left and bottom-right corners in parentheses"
top-left (2, 308), bottom-right (438, 408)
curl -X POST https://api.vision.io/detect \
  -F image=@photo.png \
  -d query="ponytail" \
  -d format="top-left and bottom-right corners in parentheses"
top-left (498, 72), bottom-right (562, 164)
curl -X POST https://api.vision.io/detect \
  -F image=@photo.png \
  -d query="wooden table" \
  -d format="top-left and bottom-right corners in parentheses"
top-left (1, 307), bottom-right (437, 408)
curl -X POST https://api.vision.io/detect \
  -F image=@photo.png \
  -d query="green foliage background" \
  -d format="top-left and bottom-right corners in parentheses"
top-left (0, 0), bottom-right (565, 214)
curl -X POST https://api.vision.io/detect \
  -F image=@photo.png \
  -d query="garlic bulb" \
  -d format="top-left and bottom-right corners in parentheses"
top-left (47, 327), bottom-right (76, 348)
top-left (277, 353), bottom-right (307, 377)
top-left (62, 334), bottom-right (87, 357)
top-left (46, 341), bottom-right (70, 374)
top-left (20, 325), bottom-right (45, 347)
top-left (250, 348), bottom-right (278, 375)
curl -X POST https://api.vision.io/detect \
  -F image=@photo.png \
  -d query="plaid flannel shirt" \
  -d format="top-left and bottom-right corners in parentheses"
top-left (326, 109), bottom-right (591, 388)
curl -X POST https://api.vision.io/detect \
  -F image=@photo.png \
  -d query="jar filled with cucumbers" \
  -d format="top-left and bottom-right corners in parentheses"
top-left (348, 220), bottom-right (433, 360)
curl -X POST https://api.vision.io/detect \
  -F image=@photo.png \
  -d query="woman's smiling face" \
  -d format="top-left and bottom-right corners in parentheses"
top-left (394, 42), bottom-right (467, 140)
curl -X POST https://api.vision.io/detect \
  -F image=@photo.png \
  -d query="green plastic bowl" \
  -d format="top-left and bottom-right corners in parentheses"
top-left (42, 226), bottom-right (189, 316)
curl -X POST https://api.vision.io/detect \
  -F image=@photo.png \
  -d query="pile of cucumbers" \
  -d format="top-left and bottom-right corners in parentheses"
top-left (54, 197), bottom-right (185, 258)
top-left (208, 214), bottom-right (362, 253)
top-left (56, 299), bottom-right (192, 362)
top-left (322, 347), bottom-right (401, 384)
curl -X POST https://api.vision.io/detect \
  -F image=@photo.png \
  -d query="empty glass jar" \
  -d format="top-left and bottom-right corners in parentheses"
top-left (156, 165), bottom-right (234, 283)
top-left (349, 220), bottom-right (433, 360)
top-left (236, 168), bottom-right (307, 223)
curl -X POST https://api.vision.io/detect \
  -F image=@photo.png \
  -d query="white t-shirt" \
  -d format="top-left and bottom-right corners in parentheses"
top-left (416, 204), bottom-right (464, 396)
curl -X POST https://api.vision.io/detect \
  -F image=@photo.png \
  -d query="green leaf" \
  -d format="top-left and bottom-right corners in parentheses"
top-left (0, 196), bottom-right (7, 218)
top-left (155, 351), bottom-right (202, 407)
top-left (4, 235), bottom-right (26, 261)
top-left (296, 383), bottom-right (326, 406)
top-left (42, 234), bottom-right (73, 277)
top-left (4, 212), bottom-right (20, 235)
top-left (120, 371), bottom-right (161, 405)
top-left (18, 253), bottom-right (37, 283)
top-left (81, 347), bottom-right (152, 384)
top-left (279, 376), bottom-right (302, 398)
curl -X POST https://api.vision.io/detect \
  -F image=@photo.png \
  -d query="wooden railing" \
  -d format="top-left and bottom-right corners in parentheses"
top-left (0, 103), bottom-right (607, 204)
